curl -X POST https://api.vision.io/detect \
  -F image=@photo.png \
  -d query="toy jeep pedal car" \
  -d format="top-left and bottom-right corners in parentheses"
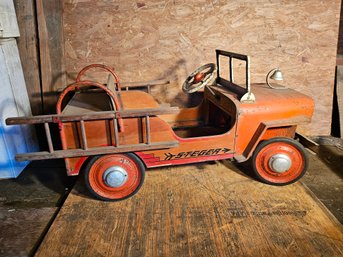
top-left (6, 50), bottom-right (314, 201)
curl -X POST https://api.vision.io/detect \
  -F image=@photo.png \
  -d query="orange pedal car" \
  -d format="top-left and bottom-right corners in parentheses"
top-left (6, 50), bottom-right (314, 201)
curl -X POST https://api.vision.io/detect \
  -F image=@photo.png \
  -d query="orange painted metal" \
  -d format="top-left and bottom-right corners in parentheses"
top-left (7, 58), bottom-right (314, 178)
top-left (4, 54), bottom-right (317, 200)
top-left (205, 84), bottom-right (314, 160)
top-left (254, 141), bottom-right (305, 184)
top-left (75, 64), bottom-right (121, 89)
top-left (59, 79), bottom-right (314, 174)
top-left (86, 154), bottom-right (143, 200)
top-left (56, 80), bottom-right (124, 175)
top-left (132, 83), bottom-right (314, 168)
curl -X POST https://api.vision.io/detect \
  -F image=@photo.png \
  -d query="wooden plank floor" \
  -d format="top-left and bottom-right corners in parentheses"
top-left (0, 207), bottom-right (56, 257)
top-left (35, 161), bottom-right (343, 257)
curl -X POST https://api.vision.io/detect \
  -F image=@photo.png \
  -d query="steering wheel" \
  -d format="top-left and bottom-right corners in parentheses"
top-left (182, 63), bottom-right (216, 94)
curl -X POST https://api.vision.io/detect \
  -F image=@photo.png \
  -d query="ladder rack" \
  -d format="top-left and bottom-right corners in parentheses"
top-left (6, 107), bottom-right (179, 161)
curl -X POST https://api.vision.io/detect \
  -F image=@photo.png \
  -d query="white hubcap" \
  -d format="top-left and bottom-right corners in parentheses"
top-left (103, 166), bottom-right (128, 187)
top-left (268, 154), bottom-right (292, 173)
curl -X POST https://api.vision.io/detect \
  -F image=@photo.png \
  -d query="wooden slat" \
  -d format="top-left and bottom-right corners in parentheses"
top-left (36, 0), bottom-right (66, 113)
top-left (145, 115), bottom-right (151, 144)
top-left (35, 162), bottom-right (343, 257)
top-left (64, 76), bottom-right (169, 90)
top-left (120, 79), bottom-right (170, 89)
top-left (44, 123), bottom-right (54, 153)
top-left (79, 120), bottom-right (88, 150)
top-left (6, 107), bottom-right (180, 125)
top-left (0, 38), bottom-right (39, 178)
top-left (113, 118), bottom-right (119, 147)
top-left (14, 0), bottom-right (42, 115)
top-left (15, 141), bottom-right (179, 161)
top-left (0, 0), bottom-right (20, 38)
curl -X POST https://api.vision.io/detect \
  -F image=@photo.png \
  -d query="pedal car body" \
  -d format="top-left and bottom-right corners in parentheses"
top-left (6, 50), bottom-right (314, 201)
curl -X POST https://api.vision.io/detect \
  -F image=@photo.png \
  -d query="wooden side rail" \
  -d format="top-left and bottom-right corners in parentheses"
top-left (15, 141), bottom-right (179, 161)
top-left (6, 107), bottom-right (179, 125)
top-left (6, 107), bottom-right (180, 161)
top-left (120, 79), bottom-right (170, 94)
top-left (75, 80), bottom-right (169, 94)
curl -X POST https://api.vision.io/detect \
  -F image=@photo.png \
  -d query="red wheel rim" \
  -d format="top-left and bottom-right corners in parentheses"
top-left (88, 154), bottom-right (142, 200)
top-left (255, 142), bottom-right (305, 184)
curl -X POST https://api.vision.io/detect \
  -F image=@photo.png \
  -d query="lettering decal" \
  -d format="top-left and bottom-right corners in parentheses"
top-left (164, 148), bottom-right (231, 161)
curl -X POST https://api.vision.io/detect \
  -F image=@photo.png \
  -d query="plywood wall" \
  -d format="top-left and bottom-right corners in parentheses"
top-left (62, 0), bottom-right (341, 135)
top-left (338, 2), bottom-right (343, 55)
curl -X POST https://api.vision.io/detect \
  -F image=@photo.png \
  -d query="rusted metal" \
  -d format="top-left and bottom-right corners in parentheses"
top-left (76, 64), bottom-right (121, 92)
top-left (55, 80), bottom-right (124, 132)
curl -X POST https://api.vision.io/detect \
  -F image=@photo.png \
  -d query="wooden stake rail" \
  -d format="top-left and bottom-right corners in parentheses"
top-left (120, 79), bottom-right (170, 94)
top-left (6, 107), bottom-right (179, 161)
top-left (15, 142), bottom-right (178, 161)
top-left (5, 107), bottom-right (179, 125)
top-left (58, 79), bottom-right (170, 94)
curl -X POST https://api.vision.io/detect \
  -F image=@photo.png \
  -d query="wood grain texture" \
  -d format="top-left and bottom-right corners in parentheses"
top-left (338, 3), bottom-right (343, 55)
top-left (14, 0), bottom-right (42, 115)
top-left (35, 161), bottom-right (343, 257)
top-left (62, 0), bottom-right (341, 135)
top-left (6, 107), bottom-right (179, 125)
top-left (36, 0), bottom-right (66, 114)
top-left (0, 207), bottom-right (56, 257)
top-left (336, 65), bottom-right (343, 138)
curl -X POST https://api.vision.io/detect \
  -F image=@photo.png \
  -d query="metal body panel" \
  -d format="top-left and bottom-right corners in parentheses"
top-left (63, 90), bottom-right (236, 174)
top-left (207, 83), bottom-right (314, 160)
top-left (5, 52), bottom-right (315, 178)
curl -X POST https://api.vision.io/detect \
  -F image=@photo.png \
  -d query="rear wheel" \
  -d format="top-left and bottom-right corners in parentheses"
top-left (252, 137), bottom-right (308, 185)
top-left (84, 153), bottom-right (145, 201)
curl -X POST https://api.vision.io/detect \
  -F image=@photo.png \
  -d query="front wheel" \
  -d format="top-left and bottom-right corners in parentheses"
top-left (84, 153), bottom-right (145, 201)
top-left (251, 137), bottom-right (308, 186)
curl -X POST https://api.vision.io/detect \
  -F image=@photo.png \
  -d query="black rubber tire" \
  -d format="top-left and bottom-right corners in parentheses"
top-left (251, 137), bottom-right (308, 186)
top-left (84, 153), bottom-right (145, 201)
